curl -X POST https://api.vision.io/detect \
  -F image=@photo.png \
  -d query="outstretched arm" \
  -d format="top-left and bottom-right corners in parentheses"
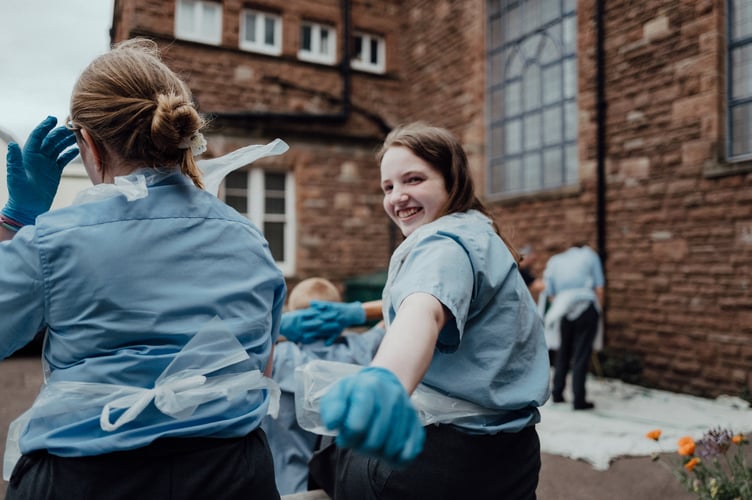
top-left (370, 292), bottom-right (445, 394)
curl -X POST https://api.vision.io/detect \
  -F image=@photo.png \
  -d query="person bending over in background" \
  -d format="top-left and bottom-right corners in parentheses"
top-left (262, 277), bottom-right (385, 495)
top-left (539, 242), bottom-right (605, 410)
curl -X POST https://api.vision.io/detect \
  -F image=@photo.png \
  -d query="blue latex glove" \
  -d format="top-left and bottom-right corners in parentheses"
top-left (280, 301), bottom-right (366, 345)
top-left (279, 308), bottom-right (341, 344)
top-left (2, 116), bottom-right (79, 226)
top-left (320, 366), bottom-right (425, 466)
top-left (309, 300), bottom-right (366, 328)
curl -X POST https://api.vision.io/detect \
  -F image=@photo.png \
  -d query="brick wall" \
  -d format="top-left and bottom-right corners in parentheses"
top-left (594, 0), bottom-right (752, 397)
top-left (112, 0), bottom-right (752, 398)
top-left (401, 0), bottom-right (752, 399)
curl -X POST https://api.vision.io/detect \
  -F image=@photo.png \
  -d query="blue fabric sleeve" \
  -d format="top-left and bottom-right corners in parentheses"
top-left (387, 233), bottom-right (474, 352)
top-left (0, 227), bottom-right (46, 358)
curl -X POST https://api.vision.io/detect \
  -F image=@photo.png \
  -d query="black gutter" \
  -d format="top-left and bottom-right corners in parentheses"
top-left (595, 0), bottom-right (607, 264)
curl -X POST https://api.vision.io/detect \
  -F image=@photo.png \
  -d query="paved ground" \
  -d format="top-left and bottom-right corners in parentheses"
top-left (0, 355), bottom-right (698, 500)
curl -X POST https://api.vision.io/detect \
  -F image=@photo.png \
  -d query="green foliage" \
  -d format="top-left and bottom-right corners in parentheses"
top-left (597, 347), bottom-right (643, 385)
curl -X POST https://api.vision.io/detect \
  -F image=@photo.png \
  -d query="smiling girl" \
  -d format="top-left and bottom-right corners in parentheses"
top-left (316, 123), bottom-right (551, 500)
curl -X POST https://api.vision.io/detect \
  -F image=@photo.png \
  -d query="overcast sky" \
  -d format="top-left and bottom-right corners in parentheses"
top-left (0, 0), bottom-right (114, 144)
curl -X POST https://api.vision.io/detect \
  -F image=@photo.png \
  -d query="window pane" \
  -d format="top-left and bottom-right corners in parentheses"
top-left (563, 16), bottom-right (576, 54)
top-left (491, 88), bottom-right (503, 118)
top-left (539, 37), bottom-right (558, 64)
top-left (564, 100), bottom-right (577, 141)
top-left (732, 0), bottom-right (752, 39)
top-left (505, 80), bottom-right (522, 116)
top-left (265, 172), bottom-right (285, 190)
top-left (370, 39), bottom-right (379, 64)
top-left (731, 46), bottom-right (752, 100)
top-left (541, 0), bottom-right (561, 24)
top-left (201, 5), bottom-right (218, 35)
top-left (490, 124), bottom-right (504, 157)
top-left (226, 195), bottom-right (247, 213)
top-left (354, 36), bottom-right (363, 61)
top-left (265, 197), bottom-right (285, 214)
top-left (731, 103), bottom-right (752, 157)
top-left (320, 29), bottom-right (330, 54)
top-left (489, 15), bottom-right (502, 47)
top-left (177, 2), bottom-right (195, 32)
top-left (565, 143), bottom-right (578, 183)
top-left (505, 2), bottom-right (521, 41)
top-left (226, 171), bottom-right (248, 189)
top-left (543, 105), bottom-right (562, 145)
top-left (489, 159), bottom-right (505, 193)
top-left (563, 58), bottom-right (577, 98)
top-left (542, 63), bottom-right (562, 104)
top-left (543, 147), bottom-right (563, 188)
top-left (506, 48), bottom-right (523, 78)
top-left (245, 13), bottom-right (257, 42)
top-left (524, 111), bottom-right (542, 150)
top-left (523, 0), bottom-right (541, 33)
top-left (302, 25), bottom-right (312, 51)
top-left (523, 151), bottom-right (541, 190)
top-left (506, 157), bottom-right (523, 192)
top-left (264, 221), bottom-right (285, 261)
top-left (506, 118), bottom-right (522, 154)
top-left (520, 34), bottom-right (539, 60)
top-left (264, 17), bottom-right (275, 46)
top-left (523, 65), bottom-right (541, 110)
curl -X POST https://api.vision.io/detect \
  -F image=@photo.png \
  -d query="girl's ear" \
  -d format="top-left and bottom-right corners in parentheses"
top-left (80, 128), bottom-right (104, 174)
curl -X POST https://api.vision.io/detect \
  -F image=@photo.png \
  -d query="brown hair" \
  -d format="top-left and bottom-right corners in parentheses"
top-left (69, 38), bottom-right (204, 188)
top-left (288, 277), bottom-right (343, 311)
top-left (376, 122), bottom-right (520, 263)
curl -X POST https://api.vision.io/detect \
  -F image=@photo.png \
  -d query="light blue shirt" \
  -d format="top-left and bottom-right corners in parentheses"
top-left (539, 245), bottom-right (605, 349)
top-left (383, 210), bottom-right (550, 434)
top-left (262, 326), bottom-right (385, 495)
top-left (542, 245), bottom-right (605, 298)
top-left (0, 172), bottom-right (286, 457)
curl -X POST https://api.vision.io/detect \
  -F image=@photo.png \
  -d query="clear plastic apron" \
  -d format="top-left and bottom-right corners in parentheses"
top-left (3, 317), bottom-right (280, 481)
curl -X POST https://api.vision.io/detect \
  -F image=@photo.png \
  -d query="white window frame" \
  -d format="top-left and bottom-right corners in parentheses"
top-left (351, 32), bottom-right (385, 74)
top-left (299, 21), bottom-right (337, 65)
top-left (240, 9), bottom-right (282, 56)
top-left (175, 0), bottom-right (222, 45)
top-left (222, 169), bottom-right (296, 276)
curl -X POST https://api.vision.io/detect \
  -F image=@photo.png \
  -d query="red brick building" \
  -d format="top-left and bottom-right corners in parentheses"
top-left (111, 0), bottom-right (752, 400)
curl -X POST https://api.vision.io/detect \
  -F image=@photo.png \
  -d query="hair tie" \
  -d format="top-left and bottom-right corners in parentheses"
top-left (178, 132), bottom-right (207, 156)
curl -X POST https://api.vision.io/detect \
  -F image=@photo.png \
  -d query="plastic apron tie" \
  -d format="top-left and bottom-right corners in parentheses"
top-left (198, 139), bottom-right (289, 196)
top-left (3, 317), bottom-right (280, 481)
top-left (294, 359), bottom-right (501, 436)
top-left (69, 137), bottom-right (290, 205)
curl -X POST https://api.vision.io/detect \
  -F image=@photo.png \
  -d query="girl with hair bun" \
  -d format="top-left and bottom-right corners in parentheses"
top-left (0, 38), bottom-right (286, 499)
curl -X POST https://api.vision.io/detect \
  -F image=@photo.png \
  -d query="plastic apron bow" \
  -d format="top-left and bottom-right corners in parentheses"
top-left (3, 318), bottom-right (280, 480)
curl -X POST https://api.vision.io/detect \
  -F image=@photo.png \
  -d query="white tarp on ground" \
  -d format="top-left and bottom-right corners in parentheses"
top-left (537, 375), bottom-right (752, 470)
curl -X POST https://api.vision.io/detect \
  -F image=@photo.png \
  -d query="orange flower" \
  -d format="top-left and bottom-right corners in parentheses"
top-left (684, 457), bottom-right (700, 471)
top-left (677, 436), bottom-right (696, 456)
top-left (646, 429), bottom-right (662, 441)
top-left (732, 434), bottom-right (745, 445)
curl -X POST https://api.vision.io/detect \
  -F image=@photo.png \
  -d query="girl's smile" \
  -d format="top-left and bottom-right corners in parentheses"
top-left (380, 146), bottom-right (449, 237)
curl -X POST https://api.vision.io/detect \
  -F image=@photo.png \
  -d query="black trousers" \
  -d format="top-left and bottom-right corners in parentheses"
top-left (309, 424), bottom-right (540, 500)
top-left (6, 428), bottom-right (280, 500)
top-left (552, 303), bottom-right (599, 406)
